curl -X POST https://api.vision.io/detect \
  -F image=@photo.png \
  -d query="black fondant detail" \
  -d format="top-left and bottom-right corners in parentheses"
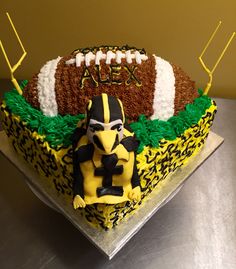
top-left (71, 126), bottom-right (86, 149)
top-left (111, 134), bottom-right (119, 151)
top-left (95, 165), bottom-right (123, 177)
top-left (108, 96), bottom-right (123, 122)
top-left (74, 143), bottom-right (94, 163)
top-left (121, 136), bottom-right (139, 152)
top-left (72, 162), bottom-right (84, 198)
top-left (73, 142), bottom-right (94, 198)
top-left (93, 135), bottom-right (105, 151)
top-left (124, 122), bottom-right (133, 132)
top-left (88, 95), bottom-right (104, 123)
top-left (111, 123), bottom-right (122, 130)
top-left (102, 154), bottom-right (118, 171)
top-left (89, 123), bottom-right (104, 132)
top-left (94, 154), bottom-right (123, 188)
top-left (131, 154), bottom-right (140, 188)
top-left (97, 186), bottom-right (124, 197)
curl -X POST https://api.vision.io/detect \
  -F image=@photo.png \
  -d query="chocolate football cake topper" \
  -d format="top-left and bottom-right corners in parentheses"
top-left (72, 93), bottom-right (141, 208)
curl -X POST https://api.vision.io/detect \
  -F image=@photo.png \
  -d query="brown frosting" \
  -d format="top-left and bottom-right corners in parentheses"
top-left (172, 64), bottom-right (199, 115)
top-left (53, 55), bottom-right (156, 121)
top-left (23, 73), bottom-right (40, 109)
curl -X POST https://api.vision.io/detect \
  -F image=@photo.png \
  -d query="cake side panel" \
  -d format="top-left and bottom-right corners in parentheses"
top-left (0, 103), bottom-right (74, 199)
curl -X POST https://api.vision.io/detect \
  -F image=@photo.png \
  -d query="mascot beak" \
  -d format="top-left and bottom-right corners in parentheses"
top-left (94, 130), bottom-right (119, 154)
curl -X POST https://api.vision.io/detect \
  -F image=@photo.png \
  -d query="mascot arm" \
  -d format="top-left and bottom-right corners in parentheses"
top-left (121, 135), bottom-right (141, 202)
top-left (72, 142), bottom-right (94, 209)
top-left (131, 155), bottom-right (140, 188)
top-left (73, 151), bottom-right (85, 199)
top-left (121, 135), bottom-right (139, 152)
top-left (71, 126), bottom-right (86, 150)
top-left (72, 158), bottom-right (86, 209)
top-left (128, 153), bottom-right (141, 202)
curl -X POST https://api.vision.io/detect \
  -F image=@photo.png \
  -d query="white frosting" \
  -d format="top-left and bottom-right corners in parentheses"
top-left (95, 50), bottom-right (106, 65)
top-left (106, 51), bottom-right (116, 64)
top-left (151, 55), bottom-right (176, 121)
top-left (135, 51), bottom-right (142, 64)
top-left (66, 50), bottom-right (148, 66)
top-left (116, 50), bottom-right (125, 64)
top-left (37, 56), bottom-right (62, 117)
top-left (76, 53), bottom-right (85, 67)
top-left (125, 50), bottom-right (133, 64)
top-left (66, 58), bottom-right (76, 65)
top-left (85, 51), bottom-right (95, 66)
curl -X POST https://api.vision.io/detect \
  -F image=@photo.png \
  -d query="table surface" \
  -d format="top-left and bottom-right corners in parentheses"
top-left (0, 80), bottom-right (236, 269)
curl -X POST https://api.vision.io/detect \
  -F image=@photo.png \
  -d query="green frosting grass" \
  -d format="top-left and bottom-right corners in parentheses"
top-left (3, 80), bottom-right (85, 148)
top-left (3, 81), bottom-right (212, 152)
top-left (130, 90), bottom-right (212, 152)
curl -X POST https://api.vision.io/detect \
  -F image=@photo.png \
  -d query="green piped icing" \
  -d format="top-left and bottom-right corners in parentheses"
top-left (3, 82), bottom-right (212, 151)
top-left (3, 81), bottom-right (85, 148)
top-left (130, 89), bottom-right (212, 153)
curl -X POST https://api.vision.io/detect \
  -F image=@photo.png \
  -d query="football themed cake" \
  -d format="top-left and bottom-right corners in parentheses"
top-left (0, 14), bottom-right (234, 229)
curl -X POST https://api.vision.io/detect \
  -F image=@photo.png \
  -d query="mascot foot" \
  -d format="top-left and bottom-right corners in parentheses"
top-left (128, 186), bottom-right (141, 202)
top-left (73, 195), bottom-right (86, 209)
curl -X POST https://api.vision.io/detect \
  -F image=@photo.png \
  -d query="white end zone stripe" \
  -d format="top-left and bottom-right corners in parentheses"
top-left (151, 56), bottom-right (175, 121)
top-left (37, 56), bottom-right (62, 117)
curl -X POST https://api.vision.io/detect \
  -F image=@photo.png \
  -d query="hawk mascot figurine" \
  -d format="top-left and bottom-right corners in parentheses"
top-left (72, 93), bottom-right (141, 208)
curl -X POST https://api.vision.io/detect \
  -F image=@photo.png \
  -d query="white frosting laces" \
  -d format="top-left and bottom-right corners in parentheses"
top-left (66, 50), bottom-right (148, 67)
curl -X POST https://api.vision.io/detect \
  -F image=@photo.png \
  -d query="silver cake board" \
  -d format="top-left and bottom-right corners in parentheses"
top-left (0, 131), bottom-right (224, 259)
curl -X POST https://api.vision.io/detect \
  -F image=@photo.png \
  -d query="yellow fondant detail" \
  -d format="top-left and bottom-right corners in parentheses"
top-left (102, 93), bottom-right (110, 124)
top-left (118, 98), bottom-right (125, 123)
top-left (73, 195), bottom-right (86, 209)
top-left (123, 128), bottom-right (133, 137)
top-left (87, 100), bottom-right (92, 111)
top-left (75, 131), bottom-right (134, 205)
top-left (95, 130), bottom-right (116, 154)
top-left (128, 186), bottom-right (141, 202)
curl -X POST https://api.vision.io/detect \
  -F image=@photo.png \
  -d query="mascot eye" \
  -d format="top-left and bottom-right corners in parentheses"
top-left (90, 127), bottom-right (96, 133)
top-left (117, 125), bottom-right (122, 132)
top-left (112, 124), bottom-right (122, 132)
top-left (89, 124), bottom-right (104, 132)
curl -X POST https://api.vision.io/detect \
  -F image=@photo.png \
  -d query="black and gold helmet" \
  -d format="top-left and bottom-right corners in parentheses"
top-left (86, 93), bottom-right (125, 154)
top-left (86, 93), bottom-right (125, 124)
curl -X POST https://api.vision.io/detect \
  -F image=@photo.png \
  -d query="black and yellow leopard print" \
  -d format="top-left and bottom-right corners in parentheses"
top-left (0, 102), bottom-right (217, 229)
